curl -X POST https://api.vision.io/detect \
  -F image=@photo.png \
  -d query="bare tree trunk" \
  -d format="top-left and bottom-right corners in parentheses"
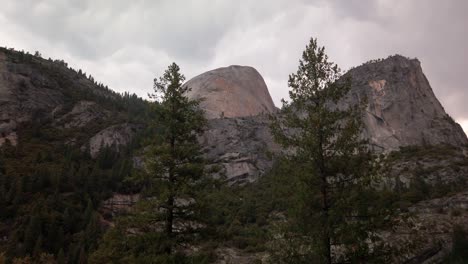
top-left (165, 193), bottom-right (174, 254)
top-left (319, 125), bottom-right (332, 264)
top-left (165, 135), bottom-right (176, 255)
top-left (322, 178), bottom-right (331, 264)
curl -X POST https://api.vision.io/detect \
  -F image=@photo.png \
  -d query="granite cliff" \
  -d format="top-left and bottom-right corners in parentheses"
top-left (342, 55), bottom-right (467, 151)
top-left (185, 65), bottom-right (276, 119)
top-left (189, 57), bottom-right (467, 183)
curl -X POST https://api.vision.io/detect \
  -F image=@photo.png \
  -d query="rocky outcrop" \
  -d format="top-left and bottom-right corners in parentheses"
top-left (88, 123), bottom-right (142, 158)
top-left (341, 55), bottom-right (468, 151)
top-left (215, 248), bottom-right (266, 264)
top-left (392, 190), bottom-right (468, 263)
top-left (385, 145), bottom-right (468, 186)
top-left (55, 100), bottom-right (111, 128)
top-left (101, 193), bottom-right (140, 215)
top-left (185, 66), bottom-right (276, 119)
top-left (0, 51), bottom-right (64, 146)
top-left (200, 115), bottom-right (280, 184)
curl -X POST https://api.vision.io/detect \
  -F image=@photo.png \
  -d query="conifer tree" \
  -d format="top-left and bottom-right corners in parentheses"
top-left (143, 62), bottom-right (207, 254)
top-left (57, 249), bottom-right (66, 264)
top-left (270, 38), bottom-right (392, 263)
top-left (24, 214), bottom-right (42, 254)
top-left (91, 63), bottom-right (209, 262)
top-left (32, 235), bottom-right (43, 257)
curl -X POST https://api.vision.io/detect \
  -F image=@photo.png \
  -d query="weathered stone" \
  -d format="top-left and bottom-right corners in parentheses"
top-left (0, 51), bottom-right (64, 145)
top-left (200, 115), bottom-right (280, 183)
top-left (185, 65), bottom-right (277, 119)
top-left (55, 100), bottom-right (110, 128)
top-left (101, 193), bottom-right (140, 215)
top-left (341, 55), bottom-right (468, 151)
top-left (393, 191), bottom-right (468, 263)
top-left (88, 123), bottom-right (142, 158)
top-left (197, 57), bottom-right (468, 183)
top-left (215, 247), bottom-right (267, 264)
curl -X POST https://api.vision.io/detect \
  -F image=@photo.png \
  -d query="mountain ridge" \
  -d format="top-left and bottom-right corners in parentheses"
top-left (1, 47), bottom-right (468, 263)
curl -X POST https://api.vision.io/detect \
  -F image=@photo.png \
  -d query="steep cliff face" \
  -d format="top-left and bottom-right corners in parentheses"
top-left (341, 55), bottom-right (468, 151)
top-left (185, 66), bottom-right (279, 183)
top-left (0, 51), bottom-right (64, 146)
top-left (192, 58), bottom-right (468, 183)
top-left (201, 115), bottom-right (280, 184)
top-left (185, 65), bottom-right (276, 119)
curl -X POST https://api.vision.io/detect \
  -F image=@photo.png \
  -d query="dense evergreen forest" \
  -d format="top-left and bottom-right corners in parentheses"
top-left (0, 47), bottom-right (152, 263)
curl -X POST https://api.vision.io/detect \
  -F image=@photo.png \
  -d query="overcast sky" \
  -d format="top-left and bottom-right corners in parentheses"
top-left (1, 0), bottom-right (467, 134)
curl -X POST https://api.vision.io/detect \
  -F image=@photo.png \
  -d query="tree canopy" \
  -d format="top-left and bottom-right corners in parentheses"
top-left (270, 38), bottom-right (393, 263)
top-left (91, 63), bottom-right (212, 263)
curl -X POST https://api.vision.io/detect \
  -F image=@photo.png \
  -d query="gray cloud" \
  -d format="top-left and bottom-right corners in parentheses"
top-left (0, 0), bottom-right (467, 133)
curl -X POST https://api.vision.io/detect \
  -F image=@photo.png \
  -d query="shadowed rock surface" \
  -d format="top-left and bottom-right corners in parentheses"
top-left (391, 190), bottom-right (468, 264)
top-left (185, 65), bottom-right (276, 119)
top-left (201, 115), bottom-right (281, 184)
top-left (0, 51), bottom-right (64, 146)
top-left (55, 100), bottom-right (111, 129)
top-left (87, 123), bottom-right (143, 158)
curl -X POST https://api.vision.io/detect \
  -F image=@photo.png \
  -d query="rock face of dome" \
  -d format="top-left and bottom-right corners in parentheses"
top-left (184, 65), bottom-right (276, 119)
top-left (340, 55), bottom-right (468, 151)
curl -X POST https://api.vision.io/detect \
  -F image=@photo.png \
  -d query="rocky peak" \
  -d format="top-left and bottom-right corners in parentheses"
top-left (341, 55), bottom-right (468, 150)
top-left (185, 65), bottom-right (276, 119)
top-left (197, 56), bottom-right (468, 183)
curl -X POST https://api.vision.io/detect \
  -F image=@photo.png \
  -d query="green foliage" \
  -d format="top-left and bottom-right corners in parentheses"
top-left (93, 158), bottom-right (298, 258)
top-left (92, 63), bottom-right (212, 261)
top-left (385, 145), bottom-right (468, 206)
top-left (387, 144), bottom-right (459, 161)
top-left (0, 131), bottom-right (134, 262)
top-left (198, 163), bottom-right (290, 252)
top-left (0, 46), bottom-right (151, 124)
top-left (269, 37), bottom-right (395, 263)
top-left (0, 47), bottom-right (150, 262)
top-left (89, 219), bottom-right (214, 263)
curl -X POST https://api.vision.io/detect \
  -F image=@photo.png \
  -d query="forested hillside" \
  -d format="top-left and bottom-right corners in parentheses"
top-left (0, 47), bottom-right (152, 262)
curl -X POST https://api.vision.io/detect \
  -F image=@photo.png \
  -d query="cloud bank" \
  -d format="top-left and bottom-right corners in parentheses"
top-left (1, 0), bottom-right (467, 133)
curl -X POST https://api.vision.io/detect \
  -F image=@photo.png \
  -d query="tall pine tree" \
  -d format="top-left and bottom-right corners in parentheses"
top-left (145, 62), bottom-right (207, 254)
top-left (91, 63), bottom-right (209, 262)
top-left (270, 38), bottom-right (392, 263)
